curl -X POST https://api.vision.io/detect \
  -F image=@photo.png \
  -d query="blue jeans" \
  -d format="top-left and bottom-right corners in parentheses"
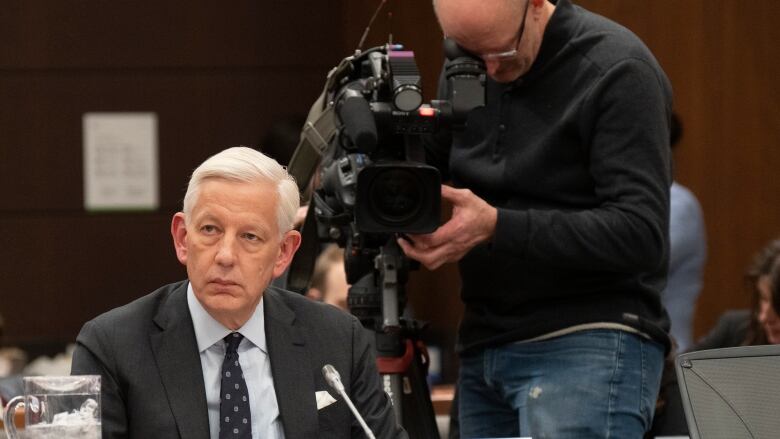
top-left (458, 329), bottom-right (664, 439)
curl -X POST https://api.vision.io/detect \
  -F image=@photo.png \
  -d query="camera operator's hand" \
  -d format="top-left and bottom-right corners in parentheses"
top-left (397, 185), bottom-right (497, 270)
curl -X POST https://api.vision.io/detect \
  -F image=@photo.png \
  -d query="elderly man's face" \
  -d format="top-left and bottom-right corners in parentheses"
top-left (172, 178), bottom-right (300, 329)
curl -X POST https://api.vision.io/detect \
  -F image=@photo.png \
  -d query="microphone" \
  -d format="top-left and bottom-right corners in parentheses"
top-left (322, 364), bottom-right (376, 439)
top-left (337, 93), bottom-right (378, 154)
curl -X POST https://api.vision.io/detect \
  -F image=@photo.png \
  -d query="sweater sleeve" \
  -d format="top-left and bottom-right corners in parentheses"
top-left (493, 57), bottom-right (672, 273)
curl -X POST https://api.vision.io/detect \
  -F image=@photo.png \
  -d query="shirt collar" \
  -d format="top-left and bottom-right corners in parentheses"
top-left (513, 0), bottom-right (573, 85)
top-left (187, 282), bottom-right (268, 354)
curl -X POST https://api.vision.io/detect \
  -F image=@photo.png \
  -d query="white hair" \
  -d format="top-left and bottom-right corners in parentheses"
top-left (182, 146), bottom-right (300, 235)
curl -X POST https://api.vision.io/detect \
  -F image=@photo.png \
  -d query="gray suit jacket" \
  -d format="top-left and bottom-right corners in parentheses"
top-left (71, 281), bottom-right (406, 439)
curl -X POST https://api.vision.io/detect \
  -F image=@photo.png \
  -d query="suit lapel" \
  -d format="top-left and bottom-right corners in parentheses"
top-left (264, 289), bottom-right (318, 439)
top-left (150, 283), bottom-right (210, 439)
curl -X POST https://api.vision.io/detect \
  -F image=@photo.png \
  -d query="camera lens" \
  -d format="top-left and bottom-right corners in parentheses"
top-left (393, 84), bottom-right (423, 112)
top-left (367, 168), bottom-right (422, 225)
top-left (356, 162), bottom-right (441, 234)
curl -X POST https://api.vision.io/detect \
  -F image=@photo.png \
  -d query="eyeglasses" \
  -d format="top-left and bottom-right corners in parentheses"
top-left (480, 0), bottom-right (531, 61)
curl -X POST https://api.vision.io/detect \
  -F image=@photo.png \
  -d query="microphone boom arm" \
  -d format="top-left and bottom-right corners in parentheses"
top-left (322, 364), bottom-right (377, 439)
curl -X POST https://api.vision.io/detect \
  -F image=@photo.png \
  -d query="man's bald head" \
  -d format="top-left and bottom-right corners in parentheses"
top-left (432, 0), bottom-right (553, 83)
top-left (433, 0), bottom-right (524, 50)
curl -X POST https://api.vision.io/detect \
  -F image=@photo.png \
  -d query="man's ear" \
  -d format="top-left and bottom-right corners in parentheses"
top-left (273, 230), bottom-right (302, 278)
top-left (171, 212), bottom-right (189, 265)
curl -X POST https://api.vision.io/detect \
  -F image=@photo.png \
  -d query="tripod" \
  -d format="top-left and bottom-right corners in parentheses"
top-left (348, 239), bottom-right (440, 439)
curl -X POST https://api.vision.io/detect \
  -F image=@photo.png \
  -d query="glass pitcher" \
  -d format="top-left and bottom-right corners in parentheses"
top-left (3, 375), bottom-right (100, 439)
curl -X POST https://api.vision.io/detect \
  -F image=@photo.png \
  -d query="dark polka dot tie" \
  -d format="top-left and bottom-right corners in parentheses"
top-left (219, 332), bottom-right (252, 439)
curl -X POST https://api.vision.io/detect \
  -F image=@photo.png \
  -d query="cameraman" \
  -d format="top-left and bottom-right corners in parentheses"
top-left (398, 0), bottom-right (672, 437)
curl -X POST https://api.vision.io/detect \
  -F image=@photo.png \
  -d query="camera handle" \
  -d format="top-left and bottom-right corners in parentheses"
top-left (370, 240), bottom-right (440, 438)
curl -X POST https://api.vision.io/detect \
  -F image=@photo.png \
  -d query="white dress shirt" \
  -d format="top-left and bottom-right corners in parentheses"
top-left (187, 283), bottom-right (285, 439)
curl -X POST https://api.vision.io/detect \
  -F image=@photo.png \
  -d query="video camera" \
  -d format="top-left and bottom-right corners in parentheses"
top-left (282, 39), bottom-right (485, 436)
top-left (287, 39), bottom-right (485, 316)
top-left (310, 40), bottom-right (485, 278)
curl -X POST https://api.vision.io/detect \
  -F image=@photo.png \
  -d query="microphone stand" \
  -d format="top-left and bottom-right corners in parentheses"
top-left (323, 364), bottom-right (377, 439)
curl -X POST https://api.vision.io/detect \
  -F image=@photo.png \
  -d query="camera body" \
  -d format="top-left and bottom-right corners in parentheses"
top-left (315, 41), bottom-right (486, 261)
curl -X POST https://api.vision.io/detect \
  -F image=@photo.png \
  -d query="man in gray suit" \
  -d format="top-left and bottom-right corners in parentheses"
top-left (71, 147), bottom-right (406, 439)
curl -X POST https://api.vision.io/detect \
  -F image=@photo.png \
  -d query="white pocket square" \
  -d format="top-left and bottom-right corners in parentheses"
top-left (315, 390), bottom-right (338, 410)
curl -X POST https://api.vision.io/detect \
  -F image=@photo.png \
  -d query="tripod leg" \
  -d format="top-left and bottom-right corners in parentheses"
top-left (401, 342), bottom-right (440, 438)
top-left (381, 372), bottom-right (405, 428)
top-left (378, 339), bottom-right (440, 438)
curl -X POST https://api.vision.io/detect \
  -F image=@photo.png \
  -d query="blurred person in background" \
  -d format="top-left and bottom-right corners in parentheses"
top-left (0, 312), bottom-right (27, 405)
top-left (305, 244), bottom-right (349, 311)
top-left (695, 239), bottom-right (780, 349)
top-left (662, 112), bottom-right (707, 351)
top-left (648, 238), bottom-right (780, 437)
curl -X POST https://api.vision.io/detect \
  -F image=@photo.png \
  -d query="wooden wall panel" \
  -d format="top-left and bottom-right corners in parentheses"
top-left (0, 70), bottom-right (330, 212)
top-left (0, 215), bottom-right (183, 342)
top-left (0, 1), bottom-right (340, 69)
top-left (0, 1), bottom-right (344, 347)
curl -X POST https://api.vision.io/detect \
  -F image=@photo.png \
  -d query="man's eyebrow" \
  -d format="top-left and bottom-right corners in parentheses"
top-left (244, 223), bottom-right (273, 236)
top-left (191, 212), bottom-right (219, 223)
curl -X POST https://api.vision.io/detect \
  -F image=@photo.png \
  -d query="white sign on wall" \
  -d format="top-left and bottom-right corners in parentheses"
top-left (83, 112), bottom-right (159, 211)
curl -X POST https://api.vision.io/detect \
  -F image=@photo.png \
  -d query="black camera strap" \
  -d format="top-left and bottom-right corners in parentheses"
top-left (287, 91), bottom-right (337, 194)
top-left (285, 90), bottom-right (339, 293)
top-left (286, 200), bottom-right (319, 294)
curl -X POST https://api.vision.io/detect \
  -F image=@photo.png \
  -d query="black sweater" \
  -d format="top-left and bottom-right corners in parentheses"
top-left (429, 0), bottom-right (673, 354)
